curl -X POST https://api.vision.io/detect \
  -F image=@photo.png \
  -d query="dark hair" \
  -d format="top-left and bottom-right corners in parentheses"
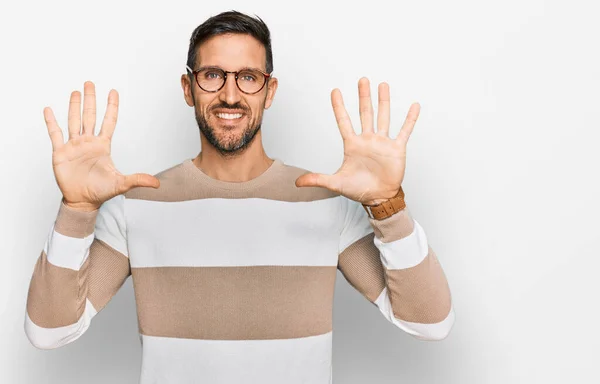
top-left (186, 10), bottom-right (273, 74)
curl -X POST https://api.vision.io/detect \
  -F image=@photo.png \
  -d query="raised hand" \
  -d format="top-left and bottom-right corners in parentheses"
top-left (44, 81), bottom-right (160, 212)
top-left (295, 78), bottom-right (419, 206)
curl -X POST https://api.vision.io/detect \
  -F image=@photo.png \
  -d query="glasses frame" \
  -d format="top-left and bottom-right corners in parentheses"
top-left (185, 65), bottom-right (271, 95)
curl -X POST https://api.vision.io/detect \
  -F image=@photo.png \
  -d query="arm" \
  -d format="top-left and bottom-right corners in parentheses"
top-left (26, 81), bottom-right (159, 349)
top-left (293, 77), bottom-right (453, 339)
top-left (337, 196), bottom-right (454, 341)
top-left (25, 195), bottom-right (130, 349)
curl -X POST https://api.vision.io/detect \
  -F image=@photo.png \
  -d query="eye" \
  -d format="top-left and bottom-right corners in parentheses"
top-left (239, 71), bottom-right (258, 82)
top-left (203, 70), bottom-right (223, 80)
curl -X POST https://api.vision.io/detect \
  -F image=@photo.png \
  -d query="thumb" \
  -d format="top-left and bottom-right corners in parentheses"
top-left (295, 172), bottom-right (337, 191)
top-left (120, 173), bottom-right (161, 192)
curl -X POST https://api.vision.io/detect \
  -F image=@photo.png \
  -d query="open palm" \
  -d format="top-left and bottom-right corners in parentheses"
top-left (295, 78), bottom-right (419, 205)
top-left (45, 81), bottom-right (160, 211)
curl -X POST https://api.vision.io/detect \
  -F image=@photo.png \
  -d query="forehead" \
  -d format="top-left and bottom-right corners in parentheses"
top-left (197, 33), bottom-right (266, 71)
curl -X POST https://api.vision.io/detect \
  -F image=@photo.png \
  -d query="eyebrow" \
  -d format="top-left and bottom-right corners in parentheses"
top-left (195, 65), bottom-right (267, 73)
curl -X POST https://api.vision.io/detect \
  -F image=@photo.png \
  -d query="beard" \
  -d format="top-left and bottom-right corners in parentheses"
top-left (194, 100), bottom-right (263, 157)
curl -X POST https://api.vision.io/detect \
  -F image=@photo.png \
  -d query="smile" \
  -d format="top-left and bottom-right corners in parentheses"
top-left (216, 113), bottom-right (244, 120)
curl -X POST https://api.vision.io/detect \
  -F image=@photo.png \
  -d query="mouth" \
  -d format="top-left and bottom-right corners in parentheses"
top-left (213, 110), bottom-right (246, 123)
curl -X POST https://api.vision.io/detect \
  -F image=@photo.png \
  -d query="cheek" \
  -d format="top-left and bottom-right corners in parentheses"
top-left (195, 95), bottom-right (216, 115)
top-left (249, 98), bottom-right (267, 117)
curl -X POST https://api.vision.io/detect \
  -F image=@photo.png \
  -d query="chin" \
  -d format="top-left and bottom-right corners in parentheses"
top-left (211, 131), bottom-right (250, 152)
top-left (196, 111), bottom-right (261, 154)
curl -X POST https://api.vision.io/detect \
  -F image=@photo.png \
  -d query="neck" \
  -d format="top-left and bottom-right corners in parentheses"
top-left (193, 131), bottom-right (274, 182)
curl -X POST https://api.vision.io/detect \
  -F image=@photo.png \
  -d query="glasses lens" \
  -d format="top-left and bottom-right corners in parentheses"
top-left (237, 69), bottom-right (266, 94)
top-left (197, 68), bottom-right (225, 91)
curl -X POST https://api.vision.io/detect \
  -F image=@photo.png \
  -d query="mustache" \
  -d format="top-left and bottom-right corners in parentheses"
top-left (210, 102), bottom-right (249, 113)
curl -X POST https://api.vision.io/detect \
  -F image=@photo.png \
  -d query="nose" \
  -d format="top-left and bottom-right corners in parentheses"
top-left (218, 73), bottom-right (242, 105)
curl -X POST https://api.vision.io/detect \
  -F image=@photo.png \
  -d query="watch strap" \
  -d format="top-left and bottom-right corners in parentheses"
top-left (362, 187), bottom-right (406, 220)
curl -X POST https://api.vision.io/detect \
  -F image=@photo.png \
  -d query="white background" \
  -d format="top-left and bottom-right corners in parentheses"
top-left (1, 0), bottom-right (599, 383)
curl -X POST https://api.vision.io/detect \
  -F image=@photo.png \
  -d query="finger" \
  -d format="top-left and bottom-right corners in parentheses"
top-left (120, 173), bottom-right (161, 193)
top-left (396, 102), bottom-right (420, 144)
top-left (376, 82), bottom-right (391, 136)
top-left (99, 89), bottom-right (119, 140)
top-left (44, 107), bottom-right (64, 152)
top-left (331, 89), bottom-right (354, 138)
top-left (295, 172), bottom-right (339, 192)
top-left (358, 77), bottom-right (374, 134)
top-left (82, 81), bottom-right (97, 135)
top-left (67, 90), bottom-right (81, 139)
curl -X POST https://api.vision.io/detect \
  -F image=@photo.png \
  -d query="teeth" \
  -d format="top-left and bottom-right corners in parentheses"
top-left (217, 113), bottom-right (243, 120)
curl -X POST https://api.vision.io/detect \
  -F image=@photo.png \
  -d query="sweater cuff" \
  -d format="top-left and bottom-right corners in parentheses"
top-left (55, 201), bottom-right (99, 238)
top-left (368, 208), bottom-right (414, 243)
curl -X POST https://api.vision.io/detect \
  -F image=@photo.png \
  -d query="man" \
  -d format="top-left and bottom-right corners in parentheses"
top-left (25, 10), bottom-right (454, 384)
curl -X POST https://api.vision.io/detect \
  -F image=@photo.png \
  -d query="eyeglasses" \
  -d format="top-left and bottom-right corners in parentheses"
top-left (186, 65), bottom-right (271, 95)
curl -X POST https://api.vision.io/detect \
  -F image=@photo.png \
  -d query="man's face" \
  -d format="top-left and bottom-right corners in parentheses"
top-left (181, 33), bottom-right (278, 155)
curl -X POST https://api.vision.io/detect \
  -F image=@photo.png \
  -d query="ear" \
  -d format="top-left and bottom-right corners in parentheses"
top-left (264, 77), bottom-right (278, 109)
top-left (181, 74), bottom-right (195, 107)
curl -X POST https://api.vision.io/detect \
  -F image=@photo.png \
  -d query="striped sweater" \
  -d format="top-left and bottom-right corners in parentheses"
top-left (25, 157), bottom-right (454, 383)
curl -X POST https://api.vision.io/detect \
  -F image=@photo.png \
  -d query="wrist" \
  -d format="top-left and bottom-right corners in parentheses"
top-left (362, 187), bottom-right (406, 220)
top-left (363, 197), bottom-right (388, 206)
top-left (62, 198), bottom-right (100, 213)
top-left (362, 187), bottom-right (403, 206)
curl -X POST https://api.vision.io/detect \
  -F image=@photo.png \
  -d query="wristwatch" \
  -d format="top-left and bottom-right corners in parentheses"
top-left (362, 187), bottom-right (406, 220)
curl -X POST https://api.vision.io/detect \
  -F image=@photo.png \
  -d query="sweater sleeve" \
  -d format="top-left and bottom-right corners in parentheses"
top-left (25, 195), bottom-right (131, 349)
top-left (337, 196), bottom-right (454, 341)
